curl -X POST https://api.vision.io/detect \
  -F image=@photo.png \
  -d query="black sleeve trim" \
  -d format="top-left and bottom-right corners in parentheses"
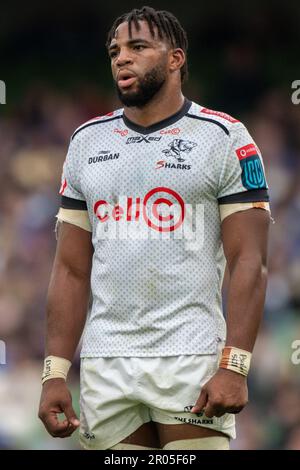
top-left (71, 116), bottom-right (122, 140)
top-left (61, 196), bottom-right (87, 210)
top-left (218, 189), bottom-right (269, 204)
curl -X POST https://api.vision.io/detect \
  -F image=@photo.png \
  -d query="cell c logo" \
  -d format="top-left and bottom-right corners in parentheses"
top-left (143, 187), bottom-right (185, 232)
top-left (93, 186), bottom-right (185, 233)
top-left (94, 200), bottom-right (109, 222)
top-left (93, 187), bottom-right (204, 250)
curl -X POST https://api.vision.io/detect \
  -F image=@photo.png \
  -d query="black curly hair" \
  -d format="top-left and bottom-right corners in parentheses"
top-left (106, 5), bottom-right (188, 83)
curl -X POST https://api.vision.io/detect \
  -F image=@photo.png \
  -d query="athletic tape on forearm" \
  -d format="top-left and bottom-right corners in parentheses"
top-left (42, 355), bottom-right (72, 384)
top-left (219, 347), bottom-right (252, 377)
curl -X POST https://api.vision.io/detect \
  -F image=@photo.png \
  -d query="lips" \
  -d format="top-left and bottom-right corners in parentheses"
top-left (117, 70), bottom-right (137, 88)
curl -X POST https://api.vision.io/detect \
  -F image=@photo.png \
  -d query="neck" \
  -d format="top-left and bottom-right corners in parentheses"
top-left (123, 86), bottom-right (185, 128)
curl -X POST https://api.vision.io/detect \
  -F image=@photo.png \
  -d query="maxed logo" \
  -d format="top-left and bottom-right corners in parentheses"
top-left (126, 136), bottom-right (162, 144)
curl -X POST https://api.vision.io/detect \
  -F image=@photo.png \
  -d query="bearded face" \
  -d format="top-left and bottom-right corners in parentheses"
top-left (115, 60), bottom-right (168, 108)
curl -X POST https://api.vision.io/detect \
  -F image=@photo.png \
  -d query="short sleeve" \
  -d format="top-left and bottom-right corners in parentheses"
top-left (217, 123), bottom-right (269, 204)
top-left (59, 136), bottom-right (87, 210)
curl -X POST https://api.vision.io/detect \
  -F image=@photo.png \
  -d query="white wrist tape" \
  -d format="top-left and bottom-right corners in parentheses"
top-left (42, 355), bottom-right (72, 384)
top-left (219, 346), bottom-right (252, 377)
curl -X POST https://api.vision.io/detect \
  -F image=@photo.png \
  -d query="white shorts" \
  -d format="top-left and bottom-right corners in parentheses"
top-left (79, 343), bottom-right (236, 449)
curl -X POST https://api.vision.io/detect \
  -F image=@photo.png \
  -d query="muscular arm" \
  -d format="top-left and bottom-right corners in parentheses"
top-left (222, 208), bottom-right (270, 351)
top-left (39, 221), bottom-right (93, 438)
top-left (192, 208), bottom-right (270, 417)
top-left (46, 221), bottom-right (93, 360)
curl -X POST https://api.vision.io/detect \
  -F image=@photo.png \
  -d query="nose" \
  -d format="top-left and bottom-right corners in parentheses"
top-left (115, 48), bottom-right (133, 67)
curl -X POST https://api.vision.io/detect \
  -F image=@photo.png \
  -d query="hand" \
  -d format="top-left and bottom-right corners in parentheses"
top-left (191, 368), bottom-right (248, 418)
top-left (38, 378), bottom-right (80, 438)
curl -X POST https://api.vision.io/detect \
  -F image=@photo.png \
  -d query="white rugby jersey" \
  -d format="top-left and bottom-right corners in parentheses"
top-left (59, 98), bottom-right (269, 357)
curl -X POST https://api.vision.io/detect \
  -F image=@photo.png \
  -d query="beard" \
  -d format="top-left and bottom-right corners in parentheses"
top-left (116, 63), bottom-right (167, 108)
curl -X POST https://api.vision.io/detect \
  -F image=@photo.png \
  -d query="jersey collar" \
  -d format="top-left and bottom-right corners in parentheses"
top-left (122, 98), bottom-right (192, 135)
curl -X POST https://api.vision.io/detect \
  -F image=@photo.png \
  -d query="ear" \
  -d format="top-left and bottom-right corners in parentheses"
top-left (169, 48), bottom-right (185, 73)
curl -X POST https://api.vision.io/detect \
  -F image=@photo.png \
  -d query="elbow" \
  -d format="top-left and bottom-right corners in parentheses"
top-left (54, 259), bottom-right (91, 282)
top-left (229, 254), bottom-right (268, 282)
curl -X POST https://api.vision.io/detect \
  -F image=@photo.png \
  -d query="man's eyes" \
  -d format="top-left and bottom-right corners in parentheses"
top-left (109, 44), bottom-right (147, 58)
top-left (133, 44), bottom-right (146, 50)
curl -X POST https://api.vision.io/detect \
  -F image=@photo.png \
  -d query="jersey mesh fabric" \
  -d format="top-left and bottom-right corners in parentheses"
top-left (59, 100), bottom-right (269, 357)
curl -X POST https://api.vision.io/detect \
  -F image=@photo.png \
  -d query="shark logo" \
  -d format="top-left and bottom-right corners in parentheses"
top-left (184, 405), bottom-right (204, 418)
top-left (162, 139), bottom-right (197, 162)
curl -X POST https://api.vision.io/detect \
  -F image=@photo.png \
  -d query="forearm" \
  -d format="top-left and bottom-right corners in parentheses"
top-left (225, 256), bottom-right (268, 352)
top-left (46, 261), bottom-right (90, 361)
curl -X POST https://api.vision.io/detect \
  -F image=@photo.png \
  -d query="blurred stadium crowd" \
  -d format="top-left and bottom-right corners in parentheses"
top-left (1, 1), bottom-right (300, 451)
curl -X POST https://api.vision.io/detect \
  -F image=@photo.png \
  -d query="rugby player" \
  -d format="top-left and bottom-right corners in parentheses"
top-left (38, 6), bottom-right (270, 450)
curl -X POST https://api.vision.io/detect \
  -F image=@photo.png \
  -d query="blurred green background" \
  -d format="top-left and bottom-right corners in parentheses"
top-left (1, 0), bottom-right (300, 449)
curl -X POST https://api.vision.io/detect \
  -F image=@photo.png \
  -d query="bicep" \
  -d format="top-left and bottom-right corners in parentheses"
top-left (54, 221), bottom-right (93, 279)
top-left (221, 208), bottom-right (270, 272)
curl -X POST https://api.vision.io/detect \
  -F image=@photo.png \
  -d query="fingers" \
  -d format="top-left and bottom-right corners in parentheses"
top-left (191, 387), bottom-right (247, 418)
top-left (226, 405), bottom-right (245, 415)
top-left (40, 409), bottom-right (73, 437)
top-left (44, 415), bottom-right (78, 438)
top-left (55, 419), bottom-right (78, 438)
top-left (63, 402), bottom-right (80, 428)
top-left (39, 382), bottom-right (80, 438)
top-left (204, 400), bottom-right (246, 418)
top-left (39, 403), bottom-right (79, 438)
top-left (191, 388), bottom-right (208, 413)
top-left (191, 369), bottom-right (249, 418)
top-left (202, 399), bottom-right (223, 418)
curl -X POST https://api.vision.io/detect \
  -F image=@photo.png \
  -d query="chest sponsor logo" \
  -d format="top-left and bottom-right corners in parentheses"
top-left (162, 139), bottom-right (197, 162)
top-left (126, 135), bottom-right (162, 144)
top-left (88, 151), bottom-right (120, 164)
top-left (235, 143), bottom-right (266, 190)
top-left (93, 186), bottom-right (205, 250)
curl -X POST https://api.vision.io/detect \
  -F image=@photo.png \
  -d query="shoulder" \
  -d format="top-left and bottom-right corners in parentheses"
top-left (71, 108), bottom-right (123, 141)
top-left (186, 102), bottom-right (245, 137)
